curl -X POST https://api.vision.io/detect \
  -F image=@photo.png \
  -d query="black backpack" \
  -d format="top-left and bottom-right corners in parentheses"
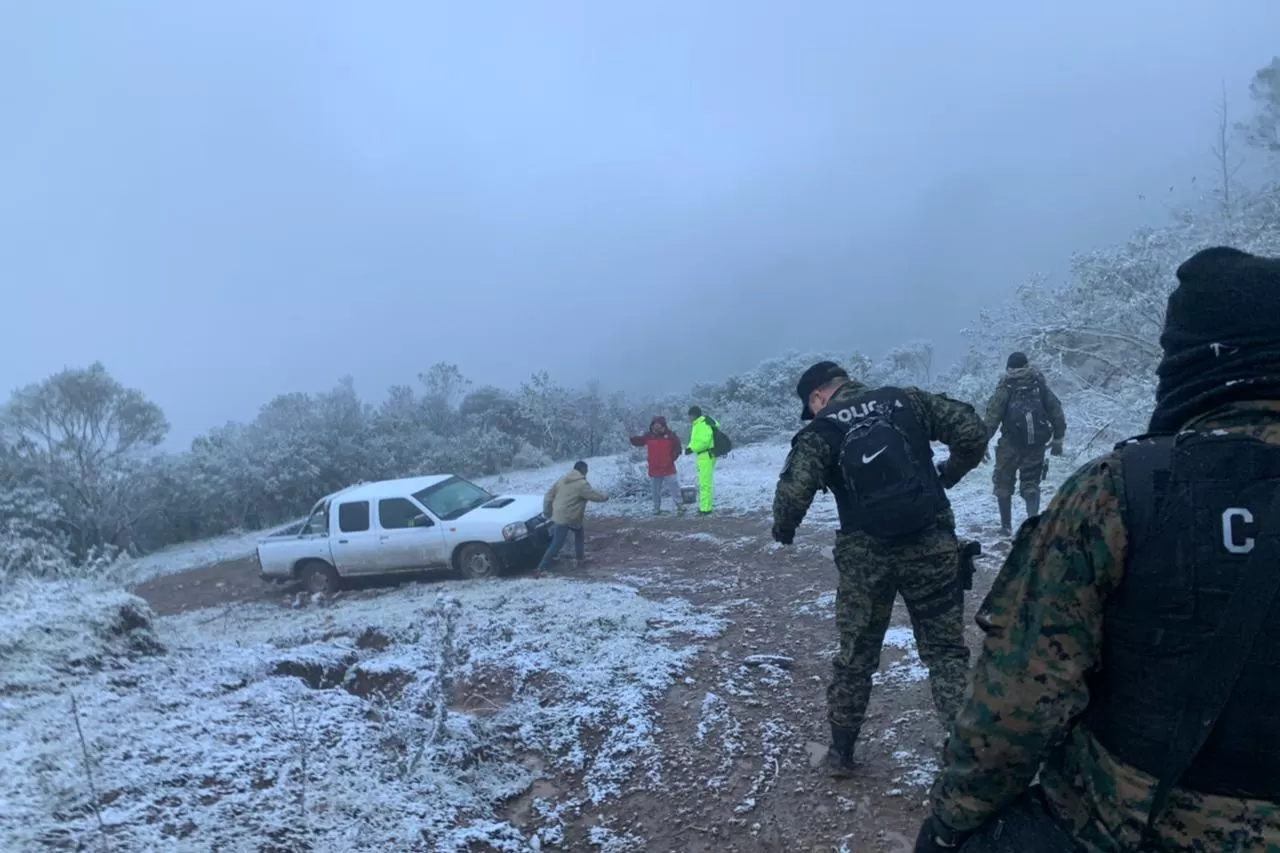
top-left (821, 390), bottom-right (943, 540)
top-left (1002, 376), bottom-right (1052, 448)
top-left (706, 417), bottom-right (733, 458)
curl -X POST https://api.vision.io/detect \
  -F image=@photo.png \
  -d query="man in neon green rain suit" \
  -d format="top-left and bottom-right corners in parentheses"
top-left (685, 406), bottom-right (717, 515)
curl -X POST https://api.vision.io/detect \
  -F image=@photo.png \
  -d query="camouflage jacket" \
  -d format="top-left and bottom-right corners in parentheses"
top-left (930, 400), bottom-right (1280, 853)
top-left (984, 366), bottom-right (1067, 443)
top-left (771, 381), bottom-right (987, 536)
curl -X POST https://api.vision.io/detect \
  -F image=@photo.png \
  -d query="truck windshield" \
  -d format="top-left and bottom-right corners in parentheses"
top-left (413, 477), bottom-right (494, 521)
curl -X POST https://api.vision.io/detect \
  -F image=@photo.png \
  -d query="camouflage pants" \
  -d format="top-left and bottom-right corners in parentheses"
top-left (992, 441), bottom-right (1046, 500)
top-left (829, 526), bottom-right (971, 738)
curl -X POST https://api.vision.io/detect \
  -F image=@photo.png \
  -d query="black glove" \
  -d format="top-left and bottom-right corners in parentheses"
top-left (936, 460), bottom-right (960, 489)
top-left (1050, 440), bottom-right (1064, 457)
top-left (913, 815), bottom-right (971, 853)
top-left (771, 524), bottom-right (795, 545)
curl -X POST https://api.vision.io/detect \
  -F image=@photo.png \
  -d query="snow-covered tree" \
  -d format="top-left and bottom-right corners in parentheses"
top-left (1240, 56), bottom-right (1280, 155)
top-left (1, 362), bottom-right (168, 557)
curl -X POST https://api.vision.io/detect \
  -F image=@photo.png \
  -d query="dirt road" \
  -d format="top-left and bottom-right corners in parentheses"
top-left (133, 510), bottom-right (1009, 853)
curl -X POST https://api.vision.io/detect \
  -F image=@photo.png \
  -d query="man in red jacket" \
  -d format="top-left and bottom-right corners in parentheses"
top-left (629, 416), bottom-right (686, 515)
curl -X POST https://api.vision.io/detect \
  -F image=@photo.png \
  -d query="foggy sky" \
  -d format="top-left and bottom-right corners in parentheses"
top-left (3, 1), bottom-right (1279, 446)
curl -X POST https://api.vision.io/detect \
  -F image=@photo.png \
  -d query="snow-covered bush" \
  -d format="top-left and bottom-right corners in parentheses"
top-left (0, 578), bottom-right (164, 694)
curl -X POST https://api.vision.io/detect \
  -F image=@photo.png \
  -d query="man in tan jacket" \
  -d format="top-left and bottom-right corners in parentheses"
top-left (537, 461), bottom-right (609, 571)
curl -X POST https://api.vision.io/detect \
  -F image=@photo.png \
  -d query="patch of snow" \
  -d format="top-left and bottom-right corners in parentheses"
top-left (695, 692), bottom-right (743, 791)
top-left (795, 589), bottom-right (836, 617)
top-left (1, 577), bottom-right (725, 852)
top-left (890, 749), bottom-right (940, 789)
top-left (588, 825), bottom-right (645, 852)
top-left (733, 717), bottom-right (790, 814)
top-left (119, 519), bottom-right (302, 585)
top-left (873, 628), bottom-right (929, 687)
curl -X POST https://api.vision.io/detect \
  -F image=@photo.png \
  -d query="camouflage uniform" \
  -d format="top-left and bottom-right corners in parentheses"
top-left (773, 381), bottom-right (988, 749)
top-left (927, 400), bottom-right (1280, 853)
top-left (985, 366), bottom-right (1066, 529)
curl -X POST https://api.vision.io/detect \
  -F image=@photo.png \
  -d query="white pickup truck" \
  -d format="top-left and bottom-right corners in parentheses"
top-left (255, 474), bottom-right (553, 593)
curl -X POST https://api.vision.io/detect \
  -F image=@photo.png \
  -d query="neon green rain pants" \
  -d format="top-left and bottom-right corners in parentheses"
top-left (696, 452), bottom-right (715, 513)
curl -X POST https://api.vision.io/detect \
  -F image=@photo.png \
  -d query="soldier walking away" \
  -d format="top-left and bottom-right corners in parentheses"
top-left (771, 361), bottom-right (988, 778)
top-left (685, 406), bottom-right (730, 515)
top-left (629, 415), bottom-right (685, 515)
top-left (984, 352), bottom-right (1066, 535)
top-left (537, 461), bottom-right (609, 572)
top-left (916, 246), bottom-right (1280, 853)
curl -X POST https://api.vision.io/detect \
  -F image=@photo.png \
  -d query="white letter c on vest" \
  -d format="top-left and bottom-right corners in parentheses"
top-left (1222, 507), bottom-right (1256, 554)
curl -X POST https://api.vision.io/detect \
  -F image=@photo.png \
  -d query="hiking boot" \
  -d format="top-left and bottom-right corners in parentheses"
top-left (997, 495), bottom-right (1013, 536)
top-left (698, 510), bottom-right (713, 517)
top-left (824, 723), bottom-right (858, 778)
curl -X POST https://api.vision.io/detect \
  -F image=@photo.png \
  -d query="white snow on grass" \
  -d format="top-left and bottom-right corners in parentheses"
top-left (2, 576), bottom-right (725, 852)
top-left (119, 520), bottom-right (303, 585)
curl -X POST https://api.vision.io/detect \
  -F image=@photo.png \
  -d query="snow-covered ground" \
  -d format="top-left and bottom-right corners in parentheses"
top-left (0, 576), bottom-right (725, 852)
top-left (0, 435), bottom-right (1081, 851)
top-left (119, 520), bottom-right (302, 585)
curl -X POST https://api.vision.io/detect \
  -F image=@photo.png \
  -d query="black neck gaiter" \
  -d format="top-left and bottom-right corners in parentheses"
top-left (1147, 246), bottom-right (1280, 434)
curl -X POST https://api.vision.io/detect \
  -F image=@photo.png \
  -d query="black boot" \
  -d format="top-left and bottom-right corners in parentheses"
top-left (1024, 490), bottom-right (1041, 520)
top-left (997, 495), bottom-right (1013, 536)
top-left (824, 722), bottom-right (857, 778)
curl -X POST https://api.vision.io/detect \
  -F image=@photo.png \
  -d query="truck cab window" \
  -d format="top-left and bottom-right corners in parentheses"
top-left (379, 498), bottom-right (428, 529)
top-left (338, 501), bottom-right (370, 533)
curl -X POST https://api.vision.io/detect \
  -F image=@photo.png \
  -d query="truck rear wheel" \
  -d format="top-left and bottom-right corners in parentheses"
top-left (457, 544), bottom-right (500, 579)
top-left (298, 560), bottom-right (340, 594)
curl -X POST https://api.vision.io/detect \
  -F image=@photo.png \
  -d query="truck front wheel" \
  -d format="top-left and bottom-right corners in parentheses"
top-left (457, 544), bottom-right (501, 579)
top-left (298, 560), bottom-right (340, 594)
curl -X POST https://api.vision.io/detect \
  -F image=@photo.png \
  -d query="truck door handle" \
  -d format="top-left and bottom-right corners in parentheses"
top-left (338, 539), bottom-right (348, 544)
top-left (379, 536), bottom-right (390, 541)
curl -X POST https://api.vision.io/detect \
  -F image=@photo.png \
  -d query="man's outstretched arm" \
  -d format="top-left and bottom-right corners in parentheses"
top-left (772, 429), bottom-right (831, 536)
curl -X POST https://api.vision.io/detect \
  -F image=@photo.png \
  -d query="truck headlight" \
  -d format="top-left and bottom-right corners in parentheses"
top-left (502, 522), bottom-right (527, 541)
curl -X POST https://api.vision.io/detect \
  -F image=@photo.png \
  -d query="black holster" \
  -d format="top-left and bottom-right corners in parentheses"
top-left (957, 540), bottom-right (982, 591)
top-left (959, 788), bottom-right (1082, 853)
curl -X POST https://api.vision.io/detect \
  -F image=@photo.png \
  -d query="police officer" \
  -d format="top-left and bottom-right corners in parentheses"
top-left (772, 361), bottom-right (988, 776)
top-left (917, 246), bottom-right (1280, 852)
top-left (985, 352), bottom-right (1067, 535)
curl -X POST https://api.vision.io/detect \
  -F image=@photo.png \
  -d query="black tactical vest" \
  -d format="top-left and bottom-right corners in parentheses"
top-left (1084, 431), bottom-right (1280, 799)
top-left (808, 386), bottom-right (948, 537)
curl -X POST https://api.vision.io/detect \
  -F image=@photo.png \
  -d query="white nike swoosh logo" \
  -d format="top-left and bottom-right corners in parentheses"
top-left (861, 447), bottom-right (887, 464)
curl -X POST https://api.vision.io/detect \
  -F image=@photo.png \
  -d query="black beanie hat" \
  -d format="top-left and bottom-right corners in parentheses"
top-left (1148, 246), bottom-right (1280, 433)
top-left (796, 361), bottom-right (849, 421)
top-left (1007, 352), bottom-right (1029, 369)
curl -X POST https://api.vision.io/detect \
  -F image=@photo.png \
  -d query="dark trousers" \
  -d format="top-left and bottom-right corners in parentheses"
top-left (537, 523), bottom-right (584, 570)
